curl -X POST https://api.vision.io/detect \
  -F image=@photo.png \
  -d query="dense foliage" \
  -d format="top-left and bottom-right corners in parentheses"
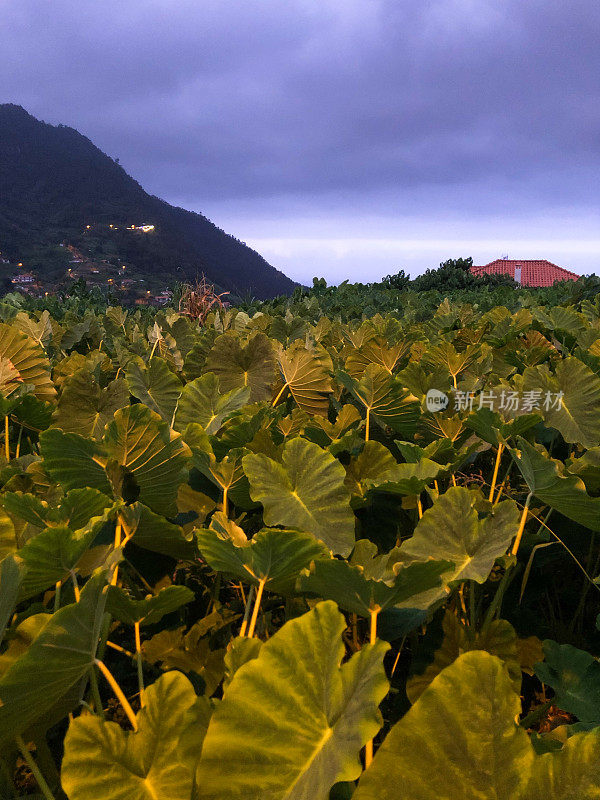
top-left (1, 285), bottom-right (600, 798)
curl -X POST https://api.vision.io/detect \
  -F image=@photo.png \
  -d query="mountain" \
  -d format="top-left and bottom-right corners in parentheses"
top-left (0, 104), bottom-right (296, 298)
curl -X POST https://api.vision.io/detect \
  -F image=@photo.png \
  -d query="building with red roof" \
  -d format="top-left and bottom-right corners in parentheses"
top-left (470, 259), bottom-right (579, 287)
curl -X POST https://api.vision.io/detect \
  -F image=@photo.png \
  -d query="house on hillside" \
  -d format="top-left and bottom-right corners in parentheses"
top-left (11, 273), bottom-right (35, 285)
top-left (471, 259), bottom-right (579, 287)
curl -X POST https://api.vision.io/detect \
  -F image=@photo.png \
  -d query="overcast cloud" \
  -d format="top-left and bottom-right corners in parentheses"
top-left (1, 0), bottom-right (598, 282)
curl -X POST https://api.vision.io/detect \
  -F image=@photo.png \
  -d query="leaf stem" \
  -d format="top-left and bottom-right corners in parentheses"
top-left (364, 607), bottom-right (380, 769)
top-left (271, 383), bottom-right (288, 407)
top-left (15, 424), bottom-right (23, 459)
top-left (53, 581), bottom-right (61, 613)
top-left (111, 519), bottom-right (122, 586)
top-left (106, 640), bottom-right (135, 659)
top-left (95, 659), bottom-right (138, 731)
top-left (511, 493), bottom-right (532, 557)
top-left (222, 486), bottom-right (228, 517)
top-left (70, 570), bottom-right (80, 602)
top-left (134, 621), bottom-right (145, 708)
top-left (247, 578), bottom-right (266, 638)
top-left (89, 663), bottom-right (105, 719)
top-left (4, 415), bottom-right (9, 460)
top-left (14, 735), bottom-right (56, 800)
top-left (489, 443), bottom-right (504, 502)
top-left (239, 585), bottom-right (255, 637)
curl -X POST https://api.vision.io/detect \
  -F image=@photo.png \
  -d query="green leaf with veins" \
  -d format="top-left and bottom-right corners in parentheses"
top-left (197, 527), bottom-right (330, 595)
top-left (299, 556), bottom-right (451, 618)
top-left (53, 368), bottom-right (129, 439)
top-left (353, 650), bottom-right (600, 800)
top-left (196, 601), bottom-right (389, 800)
top-left (174, 372), bottom-right (250, 434)
top-left (103, 404), bottom-right (191, 516)
top-left (243, 437), bottom-right (356, 556)
top-left (106, 584), bottom-right (195, 626)
top-left (511, 438), bottom-right (600, 532)
top-left (401, 487), bottom-right (519, 584)
top-left (126, 356), bottom-right (182, 425)
top-left (61, 671), bottom-right (211, 800)
top-left (0, 572), bottom-right (107, 743)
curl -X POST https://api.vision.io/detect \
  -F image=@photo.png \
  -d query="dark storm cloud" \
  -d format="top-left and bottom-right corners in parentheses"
top-left (1, 0), bottom-right (598, 231)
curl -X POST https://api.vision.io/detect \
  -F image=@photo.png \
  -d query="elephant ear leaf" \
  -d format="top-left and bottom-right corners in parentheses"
top-left (406, 610), bottom-right (522, 703)
top-left (106, 584), bottom-right (195, 627)
top-left (299, 557), bottom-right (451, 618)
top-left (17, 524), bottom-right (100, 600)
top-left (354, 651), bottom-right (532, 800)
top-left (522, 357), bottom-right (600, 448)
top-left (402, 487), bottom-right (518, 584)
top-left (243, 437), bottom-right (356, 556)
top-left (275, 344), bottom-right (333, 416)
top-left (53, 368), bottom-right (129, 439)
top-left (40, 428), bottom-right (112, 494)
top-left (103, 404), bottom-right (191, 516)
top-left (0, 322), bottom-right (56, 401)
top-left (0, 554), bottom-right (25, 647)
top-left (534, 640), bottom-right (600, 727)
top-left (354, 650), bottom-right (600, 800)
top-left (206, 332), bottom-right (277, 402)
top-left (174, 372), bottom-right (250, 434)
top-left (511, 438), bottom-right (600, 532)
top-left (126, 356), bottom-right (182, 425)
top-left (338, 365), bottom-right (420, 436)
top-left (196, 601), bottom-right (389, 800)
top-left (197, 527), bottom-right (330, 595)
top-left (61, 671), bottom-right (211, 800)
top-left (0, 572), bottom-right (107, 743)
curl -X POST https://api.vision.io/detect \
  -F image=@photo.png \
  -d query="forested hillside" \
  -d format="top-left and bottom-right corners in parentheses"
top-left (0, 104), bottom-right (296, 298)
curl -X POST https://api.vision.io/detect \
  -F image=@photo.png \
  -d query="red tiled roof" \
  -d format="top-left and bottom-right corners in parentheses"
top-left (470, 259), bottom-right (579, 287)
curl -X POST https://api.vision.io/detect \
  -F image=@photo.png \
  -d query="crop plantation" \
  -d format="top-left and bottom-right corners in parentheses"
top-left (1, 283), bottom-right (600, 799)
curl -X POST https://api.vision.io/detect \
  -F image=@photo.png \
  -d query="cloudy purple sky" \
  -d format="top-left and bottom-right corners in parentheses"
top-left (2, 0), bottom-right (599, 282)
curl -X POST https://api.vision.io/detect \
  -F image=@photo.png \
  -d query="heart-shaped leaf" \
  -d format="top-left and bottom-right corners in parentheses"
top-left (338, 365), bottom-right (420, 437)
top-left (106, 584), bottom-right (195, 627)
top-left (197, 527), bottom-right (330, 595)
top-left (104, 404), bottom-right (191, 516)
top-left (206, 332), bottom-right (276, 402)
top-left (126, 357), bottom-right (182, 425)
top-left (0, 322), bottom-right (56, 401)
top-left (299, 556), bottom-right (451, 618)
top-left (511, 438), bottom-right (600, 532)
top-left (61, 671), bottom-right (210, 800)
top-left (522, 358), bottom-right (600, 448)
top-left (354, 650), bottom-right (600, 799)
top-left (174, 372), bottom-right (250, 434)
top-left (406, 610), bottom-right (522, 703)
top-left (402, 487), bottom-right (518, 584)
top-left (275, 344), bottom-right (333, 416)
top-left (53, 368), bottom-right (129, 439)
top-left (243, 438), bottom-right (356, 556)
top-left (196, 601), bottom-right (389, 800)
top-left (0, 572), bottom-right (107, 743)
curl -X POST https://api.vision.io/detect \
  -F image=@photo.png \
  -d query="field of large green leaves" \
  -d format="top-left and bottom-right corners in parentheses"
top-left (1, 293), bottom-right (600, 798)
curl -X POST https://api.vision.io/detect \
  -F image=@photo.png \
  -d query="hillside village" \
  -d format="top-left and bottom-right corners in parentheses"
top-left (0, 222), bottom-right (174, 304)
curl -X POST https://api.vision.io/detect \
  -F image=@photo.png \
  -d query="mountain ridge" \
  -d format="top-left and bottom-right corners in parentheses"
top-left (0, 104), bottom-right (296, 298)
